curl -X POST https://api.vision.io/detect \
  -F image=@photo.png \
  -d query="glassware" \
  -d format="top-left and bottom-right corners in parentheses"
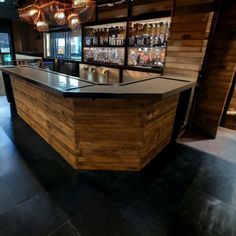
top-left (84, 47), bottom-right (124, 65)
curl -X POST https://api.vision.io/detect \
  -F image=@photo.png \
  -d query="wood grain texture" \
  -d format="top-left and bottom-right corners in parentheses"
top-left (132, 0), bottom-right (173, 16)
top-left (224, 113), bottom-right (236, 131)
top-left (164, 0), bottom-right (214, 82)
top-left (11, 77), bottom-right (179, 171)
top-left (229, 87), bottom-right (236, 112)
top-left (224, 73), bottom-right (236, 131)
top-left (193, 0), bottom-right (236, 137)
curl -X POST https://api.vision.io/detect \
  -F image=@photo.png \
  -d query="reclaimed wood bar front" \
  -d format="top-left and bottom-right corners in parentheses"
top-left (0, 66), bottom-right (195, 171)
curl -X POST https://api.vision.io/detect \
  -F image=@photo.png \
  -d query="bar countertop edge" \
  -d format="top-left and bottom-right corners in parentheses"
top-left (0, 65), bottom-right (196, 99)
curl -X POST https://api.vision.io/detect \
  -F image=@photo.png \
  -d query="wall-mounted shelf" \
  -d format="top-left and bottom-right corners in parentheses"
top-left (128, 46), bottom-right (167, 48)
top-left (83, 45), bottom-right (125, 48)
top-left (82, 16), bottom-right (171, 70)
top-left (83, 46), bottom-right (125, 65)
top-left (44, 0), bottom-right (173, 78)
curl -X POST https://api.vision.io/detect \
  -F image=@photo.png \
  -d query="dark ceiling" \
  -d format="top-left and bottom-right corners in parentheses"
top-left (0, 0), bottom-right (125, 20)
top-left (0, 0), bottom-right (19, 19)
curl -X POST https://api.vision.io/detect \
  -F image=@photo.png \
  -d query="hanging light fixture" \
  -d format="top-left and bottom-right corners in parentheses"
top-left (73, 0), bottom-right (87, 8)
top-left (54, 9), bottom-right (66, 25)
top-left (18, 4), bottom-right (40, 25)
top-left (36, 13), bottom-right (49, 32)
top-left (67, 13), bottom-right (80, 31)
top-left (78, 1), bottom-right (95, 23)
top-left (18, 0), bottom-right (96, 32)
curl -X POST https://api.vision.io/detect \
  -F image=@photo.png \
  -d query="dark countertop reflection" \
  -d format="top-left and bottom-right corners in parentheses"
top-left (0, 65), bottom-right (196, 99)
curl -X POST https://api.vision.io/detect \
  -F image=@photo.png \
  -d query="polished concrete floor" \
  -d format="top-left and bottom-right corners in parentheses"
top-left (1, 96), bottom-right (236, 236)
top-left (0, 75), bottom-right (5, 96)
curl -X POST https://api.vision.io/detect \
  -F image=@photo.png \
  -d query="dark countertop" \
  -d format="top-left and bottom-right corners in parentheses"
top-left (0, 65), bottom-right (196, 99)
top-left (0, 65), bottom-right (94, 94)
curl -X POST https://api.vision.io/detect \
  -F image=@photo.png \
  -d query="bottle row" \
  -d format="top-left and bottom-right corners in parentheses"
top-left (83, 47), bottom-right (166, 68)
top-left (129, 22), bottom-right (170, 47)
top-left (84, 47), bottom-right (125, 65)
top-left (128, 47), bottom-right (166, 68)
top-left (84, 21), bottom-right (170, 48)
top-left (84, 26), bottom-right (126, 47)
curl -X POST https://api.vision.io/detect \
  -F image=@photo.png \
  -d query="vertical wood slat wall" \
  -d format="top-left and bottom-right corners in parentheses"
top-left (224, 79), bottom-right (236, 130)
top-left (11, 76), bottom-right (179, 171)
top-left (193, 0), bottom-right (236, 137)
top-left (131, 0), bottom-right (173, 16)
top-left (229, 86), bottom-right (236, 111)
top-left (164, 0), bottom-right (214, 81)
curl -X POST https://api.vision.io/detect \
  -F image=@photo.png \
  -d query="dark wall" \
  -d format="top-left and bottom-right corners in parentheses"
top-left (193, 0), bottom-right (236, 137)
top-left (0, 19), bottom-right (16, 59)
top-left (12, 20), bottom-right (44, 54)
top-left (0, 0), bottom-right (18, 19)
top-left (0, 19), bottom-right (13, 33)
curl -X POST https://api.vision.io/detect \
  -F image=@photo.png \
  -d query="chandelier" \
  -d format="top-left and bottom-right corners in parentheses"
top-left (18, 0), bottom-right (96, 32)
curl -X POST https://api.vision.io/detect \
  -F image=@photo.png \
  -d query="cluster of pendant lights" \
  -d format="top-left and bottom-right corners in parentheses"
top-left (18, 0), bottom-right (96, 32)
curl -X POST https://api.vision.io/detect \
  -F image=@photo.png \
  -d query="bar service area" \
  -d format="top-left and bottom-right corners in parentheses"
top-left (1, 0), bottom-right (236, 172)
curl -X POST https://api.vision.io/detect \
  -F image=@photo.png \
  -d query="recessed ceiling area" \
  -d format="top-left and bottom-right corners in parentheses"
top-left (0, 0), bottom-right (126, 20)
top-left (0, 0), bottom-right (19, 19)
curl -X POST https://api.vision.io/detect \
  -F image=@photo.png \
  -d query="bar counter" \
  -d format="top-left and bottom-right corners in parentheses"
top-left (0, 66), bottom-right (195, 171)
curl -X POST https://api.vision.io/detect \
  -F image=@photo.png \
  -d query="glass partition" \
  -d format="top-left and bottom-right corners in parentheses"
top-left (56, 33), bottom-right (66, 58)
top-left (128, 17), bottom-right (171, 69)
top-left (0, 33), bottom-right (12, 65)
top-left (44, 30), bottom-right (82, 60)
top-left (70, 31), bottom-right (82, 60)
top-left (83, 47), bottom-right (125, 65)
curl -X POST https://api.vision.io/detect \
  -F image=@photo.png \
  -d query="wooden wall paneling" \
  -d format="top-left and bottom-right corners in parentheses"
top-left (163, 0), bottom-right (214, 136)
top-left (131, 0), bottom-right (174, 17)
top-left (11, 75), bottom-right (179, 171)
top-left (193, 0), bottom-right (236, 137)
top-left (222, 70), bottom-right (236, 130)
top-left (175, 0), bottom-right (214, 7)
top-left (98, 2), bottom-right (128, 21)
top-left (229, 87), bottom-right (236, 111)
top-left (75, 95), bottom-right (179, 171)
top-left (11, 76), bottom-right (79, 169)
top-left (164, 7), bottom-right (213, 81)
top-left (141, 95), bottom-right (179, 168)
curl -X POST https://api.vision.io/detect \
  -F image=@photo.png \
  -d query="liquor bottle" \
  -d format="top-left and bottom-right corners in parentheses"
top-left (121, 26), bottom-right (126, 46)
top-left (105, 28), bottom-right (109, 46)
top-left (118, 27), bottom-right (121, 46)
top-left (153, 23), bottom-right (157, 47)
top-left (157, 23), bottom-right (162, 47)
top-left (150, 23), bottom-right (155, 47)
top-left (117, 27), bottom-right (121, 46)
top-left (159, 22), bottom-right (165, 46)
top-left (143, 24), bottom-right (148, 46)
top-left (102, 28), bottom-right (106, 46)
top-left (105, 28), bottom-right (108, 46)
top-left (95, 29), bottom-right (99, 46)
top-left (129, 23), bottom-right (135, 46)
top-left (97, 29), bottom-right (101, 46)
top-left (99, 28), bottom-right (103, 46)
top-left (114, 26), bottom-right (119, 46)
top-left (108, 27), bottom-right (111, 46)
top-left (147, 24), bottom-right (152, 46)
top-left (109, 27), bottom-right (113, 46)
top-left (163, 22), bottom-right (169, 47)
top-left (119, 26), bottom-right (123, 46)
top-left (112, 27), bottom-right (116, 46)
top-left (85, 29), bottom-right (90, 46)
top-left (138, 24), bottom-right (144, 46)
top-left (92, 29), bottom-right (98, 46)
top-left (134, 24), bottom-right (138, 46)
top-left (90, 29), bottom-right (94, 46)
